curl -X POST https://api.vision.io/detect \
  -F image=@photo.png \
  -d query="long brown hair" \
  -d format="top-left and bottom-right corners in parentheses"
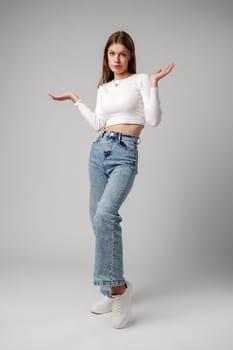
top-left (97, 31), bottom-right (136, 87)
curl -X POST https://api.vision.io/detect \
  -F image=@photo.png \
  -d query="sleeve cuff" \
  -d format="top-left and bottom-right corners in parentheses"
top-left (74, 99), bottom-right (82, 106)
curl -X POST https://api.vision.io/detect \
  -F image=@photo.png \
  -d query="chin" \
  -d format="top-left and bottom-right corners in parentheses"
top-left (112, 68), bottom-right (127, 75)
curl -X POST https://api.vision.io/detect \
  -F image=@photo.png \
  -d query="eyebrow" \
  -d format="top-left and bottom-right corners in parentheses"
top-left (108, 50), bottom-right (128, 53)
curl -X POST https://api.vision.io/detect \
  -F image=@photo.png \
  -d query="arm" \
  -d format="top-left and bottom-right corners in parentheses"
top-left (145, 63), bottom-right (175, 126)
top-left (139, 73), bottom-right (162, 127)
top-left (48, 87), bottom-right (106, 131)
top-left (73, 86), bottom-right (106, 131)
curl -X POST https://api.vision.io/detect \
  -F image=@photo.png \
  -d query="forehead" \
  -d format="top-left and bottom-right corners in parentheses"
top-left (108, 43), bottom-right (129, 52)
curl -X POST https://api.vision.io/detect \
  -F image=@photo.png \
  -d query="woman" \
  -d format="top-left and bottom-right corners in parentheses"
top-left (48, 30), bottom-right (174, 329)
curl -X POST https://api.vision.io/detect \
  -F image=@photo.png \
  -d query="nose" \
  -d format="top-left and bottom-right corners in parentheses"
top-left (114, 54), bottom-right (120, 62)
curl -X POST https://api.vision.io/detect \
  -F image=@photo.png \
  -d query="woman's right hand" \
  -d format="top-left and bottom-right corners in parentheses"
top-left (48, 92), bottom-right (80, 103)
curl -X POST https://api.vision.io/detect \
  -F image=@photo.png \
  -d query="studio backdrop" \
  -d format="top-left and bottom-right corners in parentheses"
top-left (0, 0), bottom-right (232, 287)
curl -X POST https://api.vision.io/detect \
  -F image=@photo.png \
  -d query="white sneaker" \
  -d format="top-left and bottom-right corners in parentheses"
top-left (111, 281), bottom-right (133, 329)
top-left (91, 295), bottom-right (112, 314)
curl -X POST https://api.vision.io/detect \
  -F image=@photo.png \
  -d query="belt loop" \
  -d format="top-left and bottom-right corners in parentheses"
top-left (101, 129), bottom-right (106, 137)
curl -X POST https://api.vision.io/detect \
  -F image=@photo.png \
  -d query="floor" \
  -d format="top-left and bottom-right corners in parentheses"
top-left (0, 264), bottom-right (232, 350)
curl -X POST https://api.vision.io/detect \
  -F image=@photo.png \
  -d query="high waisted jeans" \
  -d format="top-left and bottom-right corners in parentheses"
top-left (88, 129), bottom-right (140, 297)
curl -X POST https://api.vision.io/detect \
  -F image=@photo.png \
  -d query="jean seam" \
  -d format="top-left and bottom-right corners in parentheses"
top-left (111, 218), bottom-right (115, 286)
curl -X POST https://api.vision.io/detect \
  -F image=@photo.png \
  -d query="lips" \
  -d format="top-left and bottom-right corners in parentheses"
top-left (113, 65), bottom-right (121, 68)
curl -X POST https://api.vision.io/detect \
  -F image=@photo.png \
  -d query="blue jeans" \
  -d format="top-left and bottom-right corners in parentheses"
top-left (88, 129), bottom-right (140, 297)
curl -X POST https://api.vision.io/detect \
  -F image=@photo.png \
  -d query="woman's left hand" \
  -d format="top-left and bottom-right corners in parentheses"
top-left (150, 63), bottom-right (175, 86)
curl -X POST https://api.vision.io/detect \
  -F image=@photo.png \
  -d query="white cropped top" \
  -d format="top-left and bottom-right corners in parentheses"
top-left (73, 73), bottom-right (162, 131)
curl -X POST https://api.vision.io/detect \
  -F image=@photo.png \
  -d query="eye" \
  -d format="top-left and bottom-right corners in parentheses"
top-left (108, 52), bottom-right (114, 56)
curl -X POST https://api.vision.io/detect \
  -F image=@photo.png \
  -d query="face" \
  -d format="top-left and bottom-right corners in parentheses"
top-left (107, 43), bottom-right (132, 76)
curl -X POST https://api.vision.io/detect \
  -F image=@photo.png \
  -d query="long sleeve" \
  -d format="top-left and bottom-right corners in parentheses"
top-left (139, 73), bottom-right (162, 127)
top-left (73, 86), bottom-right (106, 131)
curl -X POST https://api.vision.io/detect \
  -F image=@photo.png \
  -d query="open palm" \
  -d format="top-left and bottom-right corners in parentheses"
top-left (151, 63), bottom-right (175, 85)
top-left (48, 92), bottom-right (72, 101)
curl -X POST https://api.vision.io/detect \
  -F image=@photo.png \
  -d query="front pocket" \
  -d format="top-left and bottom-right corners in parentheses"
top-left (116, 139), bottom-right (138, 151)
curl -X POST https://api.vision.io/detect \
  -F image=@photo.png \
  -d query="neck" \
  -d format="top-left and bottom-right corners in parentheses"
top-left (114, 72), bottom-right (131, 80)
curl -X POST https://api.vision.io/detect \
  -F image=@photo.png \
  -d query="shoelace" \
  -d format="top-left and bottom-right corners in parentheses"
top-left (112, 295), bottom-right (122, 314)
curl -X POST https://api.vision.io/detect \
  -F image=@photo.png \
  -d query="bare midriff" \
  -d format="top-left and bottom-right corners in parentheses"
top-left (104, 124), bottom-right (144, 137)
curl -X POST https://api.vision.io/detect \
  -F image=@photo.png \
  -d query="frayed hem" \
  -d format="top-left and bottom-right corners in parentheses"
top-left (95, 279), bottom-right (127, 297)
top-left (94, 280), bottom-right (126, 287)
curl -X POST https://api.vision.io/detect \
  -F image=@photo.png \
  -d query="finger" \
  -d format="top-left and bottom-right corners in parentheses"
top-left (48, 92), bottom-right (57, 98)
top-left (165, 64), bottom-right (172, 70)
top-left (164, 63), bottom-right (172, 69)
top-left (52, 94), bottom-right (64, 99)
top-left (165, 65), bottom-right (174, 73)
top-left (49, 95), bottom-right (58, 99)
top-left (167, 63), bottom-right (175, 71)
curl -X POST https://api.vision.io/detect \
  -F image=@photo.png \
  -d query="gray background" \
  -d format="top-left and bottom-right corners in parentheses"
top-left (0, 0), bottom-right (232, 348)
